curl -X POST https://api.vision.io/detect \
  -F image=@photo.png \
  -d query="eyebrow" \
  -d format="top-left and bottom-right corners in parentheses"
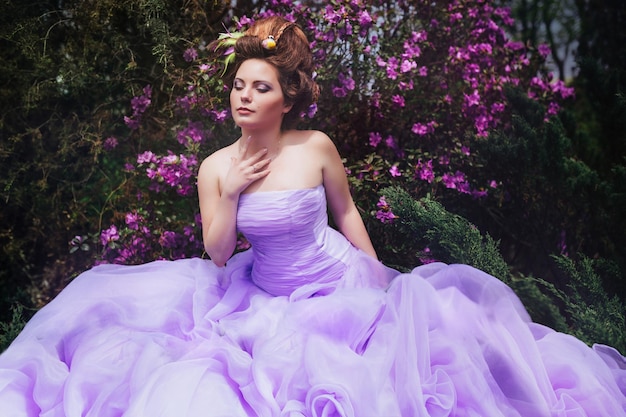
top-left (234, 78), bottom-right (274, 86)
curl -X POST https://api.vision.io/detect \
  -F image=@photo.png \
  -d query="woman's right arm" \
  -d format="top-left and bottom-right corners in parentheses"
top-left (197, 138), bottom-right (271, 266)
top-left (197, 156), bottom-right (239, 267)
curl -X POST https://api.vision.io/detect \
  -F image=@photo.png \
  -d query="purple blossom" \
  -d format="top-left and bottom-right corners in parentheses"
top-left (131, 87), bottom-right (151, 114)
top-left (183, 47), bottom-right (198, 62)
top-left (464, 90), bottom-right (481, 107)
top-left (145, 152), bottom-right (198, 196)
top-left (491, 102), bottom-right (505, 113)
top-left (442, 174), bottom-right (456, 189)
top-left (400, 59), bottom-right (416, 73)
top-left (471, 189), bottom-right (488, 198)
top-left (236, 16), bottom-right (254, 28)
top-left (137, 151), bottom-right (157, 164)
top-left (332, 73), bottom-right (355, 98)
top-left (369, 132), bottom-right (382, 147)
top-left (415, 159), bottom-right (435, 183)
top-left (125, 211), bottom-right (143, 230)
top-left (125, 85), bottom-right (152, 130)
top-left (412, 123), bottom-right (429, 136)
top-left (389, 165), bottom-right (401, 177)
top-left (306, 103), bottom-right (318, 118)
top-left (450, 12), bottom-right (463, 23)
top-left (392, 95), bottom-right (405, 108)
top-left (546, 101), bottom-right (560, 116)
top-left (385, 135), bottom-right (397, 150)
top-left (210, 109), bottom-right (229, 123)
top-left (412, 121), bottom-right (436, 136)
top-left (357, 10), bottom-right (373, 27)
top-left (100, 225), bottom-right (119, 246)
top-left (398, 80), bottom-right (414, 91)
top-left (177, 121), bottom-right (208, 146)
top-left (324, 5), bottom-right (343, 25)
top-left (385, 57), bottom-right (399, 80)
top-left (159, 231), bottom-right (178, 248)
top-left (375, 196), bottom-right (398, 224)
top-left (442, 171), bottom-right (470, 194)
top-left (338, 73), bottom-right (355, 90)
top-left (332, 86), bottom-right (348, 98)
top-left (505, 41), bottom-right (525, 51)
top-left (103, 136), bottom-right (118, 151)
top-left (124, 116), bottom-right (140, 130)
top-left (419, 247), bottom-right (437, 264)
top-left (538, 44), bottom-right (551, 58)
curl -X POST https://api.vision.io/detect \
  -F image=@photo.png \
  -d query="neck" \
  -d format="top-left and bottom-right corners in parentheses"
top-left (240, 127), bottom-right (283, 153)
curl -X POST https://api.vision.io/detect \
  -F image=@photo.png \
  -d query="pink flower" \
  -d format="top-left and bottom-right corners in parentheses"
top-left (412, 123), bottom-right (429, 136)
top-left (183, 47), bottom-right (198, 62)
top-left (389, 165), bottom-right (401, 177)
top-left (368, 132), bottom-right (382, 147)
top-left (125, 211), bottom-right (143, 230)
top-left (415, 159), bottom-right (434, 183)
top-left (137, 151), bottom-right (157, 164)
top-left (376, 196), bottom-right (398, 224)
top-left (358, 10), bottom-right (373, 27)
top-left (100, 225), bottom-right (119, 246)
top-left (538, 44), bottom-right (551, 58)
top-left (392, 94), bottom-right (405, 107)
top-left (464, 90), bottom-right (481, 107)
top-left (400, 59), bottom-right (417, 73)
top-left (103, 136), bottom-right (118, 151)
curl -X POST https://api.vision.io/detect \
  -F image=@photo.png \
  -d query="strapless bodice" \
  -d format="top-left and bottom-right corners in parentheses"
top-left (237, 185), bottom-right (354, 296)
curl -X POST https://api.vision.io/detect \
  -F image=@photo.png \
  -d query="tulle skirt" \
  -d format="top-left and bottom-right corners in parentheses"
top-left (0, 254), bottom-right (624, 417)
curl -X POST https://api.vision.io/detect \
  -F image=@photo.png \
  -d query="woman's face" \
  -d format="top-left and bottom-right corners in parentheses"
top-left (230, 59), bottom-right (292, 130)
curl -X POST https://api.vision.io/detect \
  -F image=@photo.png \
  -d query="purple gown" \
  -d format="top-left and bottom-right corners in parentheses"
top-left (1, 185), bottom-right (625, 416)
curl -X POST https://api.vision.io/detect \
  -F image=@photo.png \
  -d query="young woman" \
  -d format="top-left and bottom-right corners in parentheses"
top-left (0, 16), bottom-right (624, 417)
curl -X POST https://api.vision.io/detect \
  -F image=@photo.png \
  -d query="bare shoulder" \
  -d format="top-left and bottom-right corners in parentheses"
top-left (289, 130), bottom-right (336, 153)
top-left (198, 142), bottom-right (238, 191)
top-left (199, 143), bottom-right (236, 173)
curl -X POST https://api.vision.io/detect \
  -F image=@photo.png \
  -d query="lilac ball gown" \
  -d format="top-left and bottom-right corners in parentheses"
top-left (0, 185), bottom-right (624, 416)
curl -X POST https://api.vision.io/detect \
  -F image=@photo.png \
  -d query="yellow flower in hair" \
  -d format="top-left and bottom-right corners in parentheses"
top-left (262, 35), bottom-right (276, 50)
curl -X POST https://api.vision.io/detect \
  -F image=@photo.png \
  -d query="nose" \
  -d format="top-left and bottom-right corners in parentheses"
top-left (240, 87), bottom-right (251, 104)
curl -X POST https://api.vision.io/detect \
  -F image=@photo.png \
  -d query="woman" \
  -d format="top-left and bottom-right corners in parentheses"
top-left (0, 16), bottom-right (624, 417)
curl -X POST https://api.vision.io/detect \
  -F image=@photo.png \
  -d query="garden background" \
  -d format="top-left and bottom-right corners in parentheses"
top-left (1, 0), bottom-right (625, 352)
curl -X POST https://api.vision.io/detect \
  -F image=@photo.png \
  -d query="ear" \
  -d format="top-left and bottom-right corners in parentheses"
top-left (283, 102), bottom-right (293, 114)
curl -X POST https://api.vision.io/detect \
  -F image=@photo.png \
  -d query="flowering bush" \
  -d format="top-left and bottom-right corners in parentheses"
top-left (84, 0), bottom-right (570, 265)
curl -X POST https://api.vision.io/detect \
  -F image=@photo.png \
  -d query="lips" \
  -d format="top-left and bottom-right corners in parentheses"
top-left (237, 107), bottom-right (253, 114)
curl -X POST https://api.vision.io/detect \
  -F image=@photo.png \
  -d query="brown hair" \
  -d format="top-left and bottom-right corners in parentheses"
top-left (213, 16), bottom-right (319, 130)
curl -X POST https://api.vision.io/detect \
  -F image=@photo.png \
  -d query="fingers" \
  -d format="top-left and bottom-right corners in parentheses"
top-left (225, 136), bottom-right (271, 194)
top-left (250, 157), bottom-right (271, 174)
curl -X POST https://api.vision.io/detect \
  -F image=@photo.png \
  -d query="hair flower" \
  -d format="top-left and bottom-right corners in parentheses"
top-left (262, 35), bottom-right (276, 50)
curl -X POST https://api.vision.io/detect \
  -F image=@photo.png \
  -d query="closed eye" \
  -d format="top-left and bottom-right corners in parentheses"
top-left (233, 78), bottom-right (273, 93)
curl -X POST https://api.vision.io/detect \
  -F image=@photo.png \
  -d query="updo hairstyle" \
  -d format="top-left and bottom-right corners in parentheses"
top-left (216, 16), bottom-right (320, 130)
